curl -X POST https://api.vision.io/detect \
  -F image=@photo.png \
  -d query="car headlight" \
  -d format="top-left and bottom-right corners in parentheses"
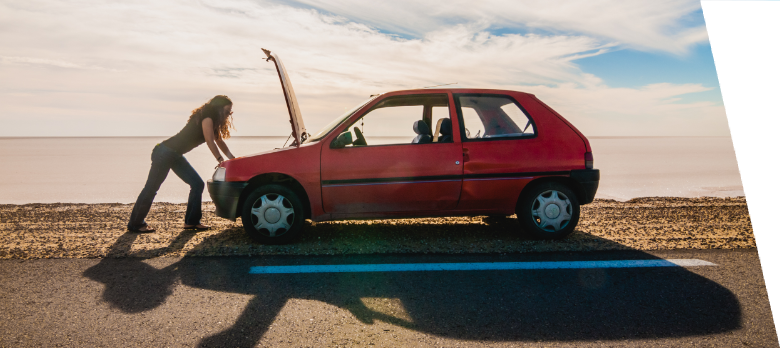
top-left (212, 167), bottom-right (226, 182)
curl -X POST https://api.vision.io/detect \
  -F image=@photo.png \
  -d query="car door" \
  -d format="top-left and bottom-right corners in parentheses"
top-left (454, 93), bottom-right (572, 212)
top-left (321, 93), bottom-right (463, 214)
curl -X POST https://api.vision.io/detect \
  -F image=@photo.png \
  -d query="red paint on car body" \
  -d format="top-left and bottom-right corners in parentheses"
top-left (218, 88), bottom-right (594, 222)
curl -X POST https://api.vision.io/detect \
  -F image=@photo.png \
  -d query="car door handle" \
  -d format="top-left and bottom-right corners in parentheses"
top-left (462, 148), bottom-right (470, 162)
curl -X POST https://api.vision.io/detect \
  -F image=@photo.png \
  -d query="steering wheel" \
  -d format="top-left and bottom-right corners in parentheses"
top-left (353, 127), bottom-right (367, 146)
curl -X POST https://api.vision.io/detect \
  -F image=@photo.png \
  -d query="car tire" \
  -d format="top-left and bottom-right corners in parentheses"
top-left (241, 184), bottom-right (305, 245)
top-left (516, 182), bottom-right (580, 239)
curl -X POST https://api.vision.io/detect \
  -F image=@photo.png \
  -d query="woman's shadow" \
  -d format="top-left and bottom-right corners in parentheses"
top-left (84, 224), bottom-right (743, 348)
top-left (83, 230), bottom-right (287, 347)
top-left (82, 231), bottom-right (199, 313)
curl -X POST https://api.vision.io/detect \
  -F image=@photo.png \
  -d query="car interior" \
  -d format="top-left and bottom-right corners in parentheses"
top-left (458, 95), bottom-right (535, 139)
top-left (412, 120), bottom-right (433, 144)
top-left (340, 94), bottom-right (453, 147)
top-left (335, 94), bottom-right (537, 147)
top-left (433, 118), bottom-right (453, 143)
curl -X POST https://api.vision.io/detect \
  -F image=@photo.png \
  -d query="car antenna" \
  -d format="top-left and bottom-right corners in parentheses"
top-left (419, 82), bottom-right (458, 89)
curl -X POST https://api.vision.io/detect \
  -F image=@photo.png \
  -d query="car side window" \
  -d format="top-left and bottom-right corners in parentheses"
top-left (457, 95), bottom-right (535, 140)
top-left (339, 94), bottom-right (451, 147)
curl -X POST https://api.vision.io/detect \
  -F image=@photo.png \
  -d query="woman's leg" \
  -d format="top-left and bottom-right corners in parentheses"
top-left (170, 155), bottom-right (204, 226)
top-left (127, 146), bottom-right (173, 230)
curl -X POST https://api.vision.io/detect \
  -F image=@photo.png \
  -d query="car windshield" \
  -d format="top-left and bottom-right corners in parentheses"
top-left (304, 96), bottom-right (377, 143)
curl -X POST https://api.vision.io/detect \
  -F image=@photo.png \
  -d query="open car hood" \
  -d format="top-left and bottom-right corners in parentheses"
top-left (262, 48), bottom-right (308, 146)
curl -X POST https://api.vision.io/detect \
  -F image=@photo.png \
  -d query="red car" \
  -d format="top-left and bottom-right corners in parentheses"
top-left (208, 49), bottom-right (599, 244)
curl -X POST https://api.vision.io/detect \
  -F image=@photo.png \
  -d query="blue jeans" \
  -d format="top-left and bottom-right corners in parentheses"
top-left (127, 143), bottom-right (204, 230)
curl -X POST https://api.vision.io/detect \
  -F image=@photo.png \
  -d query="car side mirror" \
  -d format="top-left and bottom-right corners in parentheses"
top-left (330, 131), bottom-right (354, 149)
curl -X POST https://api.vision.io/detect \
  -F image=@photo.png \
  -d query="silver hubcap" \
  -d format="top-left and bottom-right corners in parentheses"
top-left (531, 190), bottom-right (572, 232)
top-left (265, 208), bottom-right (281, 223)
top-left (545, 204), bottom-right (560, 218)
top-left (250, 194), bottom-right (295, 237)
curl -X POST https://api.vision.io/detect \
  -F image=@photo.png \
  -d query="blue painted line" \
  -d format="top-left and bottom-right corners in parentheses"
top-left (248, 259), bottom-right (716, 274)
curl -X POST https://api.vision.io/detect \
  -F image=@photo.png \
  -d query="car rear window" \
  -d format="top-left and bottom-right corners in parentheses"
top-left (456, 94), bottom-right (536, 140)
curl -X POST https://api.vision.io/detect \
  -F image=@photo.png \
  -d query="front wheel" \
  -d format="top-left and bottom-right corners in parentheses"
top-left (241, 184), bottom-right (305, 244)
top-left (516, 182), bottom-right (580, 239)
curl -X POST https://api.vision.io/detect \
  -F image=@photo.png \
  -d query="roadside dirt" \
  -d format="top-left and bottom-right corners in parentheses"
top-left (0, 197), bottom-right (753, 259)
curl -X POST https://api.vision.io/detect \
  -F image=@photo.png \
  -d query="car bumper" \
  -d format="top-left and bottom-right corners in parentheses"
top-left (570, 169), bottom-right (600, 204)
top-left (207, 180), bottom-right (248, 221)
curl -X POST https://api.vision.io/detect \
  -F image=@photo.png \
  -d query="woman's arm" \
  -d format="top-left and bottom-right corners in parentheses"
top-left (201, 118), bottom-right (224, 162)
top-left (216, 138), bottom-right (235, 160)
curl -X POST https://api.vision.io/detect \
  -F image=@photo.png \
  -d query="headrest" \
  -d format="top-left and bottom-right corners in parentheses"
top-left (440, 118), bottom-right (452, 135)
top-left (413, 120), bottom-right (431, 135)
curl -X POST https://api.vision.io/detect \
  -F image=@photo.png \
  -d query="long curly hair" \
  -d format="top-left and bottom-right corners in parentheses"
top-left (187, 95), bottom-right (234, 139)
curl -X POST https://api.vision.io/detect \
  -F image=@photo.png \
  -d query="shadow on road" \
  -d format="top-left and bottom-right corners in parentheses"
top-left (84, 225), bottom-right (741, 347)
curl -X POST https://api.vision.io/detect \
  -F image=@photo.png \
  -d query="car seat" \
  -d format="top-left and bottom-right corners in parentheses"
top-left (437, 118), bottom-right (453, 143)
top-left (412, 120), bottom-right (433, 144)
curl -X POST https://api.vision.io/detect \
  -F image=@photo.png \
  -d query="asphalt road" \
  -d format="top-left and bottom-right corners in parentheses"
top-left (0, 249), bottom-right (776, 347)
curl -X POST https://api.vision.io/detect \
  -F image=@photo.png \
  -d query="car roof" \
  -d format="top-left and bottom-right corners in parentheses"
top-left (375, 87), bottom-right (536, 97)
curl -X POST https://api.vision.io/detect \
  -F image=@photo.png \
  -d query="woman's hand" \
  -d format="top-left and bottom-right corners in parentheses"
top-left (216, 138), bottom-right (235, 160)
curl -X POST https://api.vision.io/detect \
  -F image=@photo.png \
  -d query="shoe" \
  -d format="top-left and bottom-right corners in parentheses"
top-left (128, 226), bottom-right (156, 233)
top-left (183, 224), bottom-right (210, 231)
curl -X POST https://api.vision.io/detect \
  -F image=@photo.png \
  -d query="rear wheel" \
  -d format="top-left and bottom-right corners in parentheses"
top-left (241, 184), bottom-right (305, 244)
top-left (516, 182), bottom-right (580, 239)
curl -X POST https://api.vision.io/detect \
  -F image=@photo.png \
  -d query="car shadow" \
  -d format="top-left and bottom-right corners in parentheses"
top-left (84, 226), bottom-right (741, 347)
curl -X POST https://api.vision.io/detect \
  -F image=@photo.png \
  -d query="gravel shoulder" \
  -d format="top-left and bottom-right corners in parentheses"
top-left (0, 197), bottom-right (753, 259)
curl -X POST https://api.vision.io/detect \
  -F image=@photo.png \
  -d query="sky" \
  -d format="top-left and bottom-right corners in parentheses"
top-left (0, 0), bottom-right (728, 137)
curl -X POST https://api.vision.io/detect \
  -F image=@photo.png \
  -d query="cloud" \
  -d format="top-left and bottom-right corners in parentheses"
top-left (520, 82), bottom-right (729, 136)
top-left (288, 0), bottom-right (709, 54)
top-left (0, 56), bottom-right (119, 71)
top-left (0, 0), bottom-right (724, 137)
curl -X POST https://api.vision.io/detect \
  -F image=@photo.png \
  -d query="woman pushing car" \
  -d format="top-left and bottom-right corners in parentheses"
top-left (127, 95), bottom-right (236, 233)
